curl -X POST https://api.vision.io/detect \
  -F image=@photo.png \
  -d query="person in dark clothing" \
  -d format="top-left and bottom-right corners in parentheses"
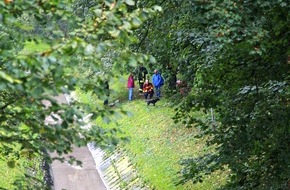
top-left (135, 65), bottom-right (148, 94)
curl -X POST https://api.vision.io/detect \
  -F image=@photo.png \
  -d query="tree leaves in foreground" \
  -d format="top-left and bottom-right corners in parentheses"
top-left (0, 0), bottom-right (160, 183)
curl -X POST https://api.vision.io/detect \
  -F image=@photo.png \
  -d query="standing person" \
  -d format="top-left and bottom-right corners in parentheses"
top-left (142, 79), bottom-right (154, 99)
top-left (135, 64), bottom-right (148, 94)
top-left (152, 69), bottom-right (164, 98)
top-left (127, 73), bottom-right (135, 101)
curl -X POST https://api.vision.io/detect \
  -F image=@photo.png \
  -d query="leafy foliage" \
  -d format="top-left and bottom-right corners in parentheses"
top-left (0, 0), bottom-right (161, 187)
top-left (135, 0), bottom-right (290, 189)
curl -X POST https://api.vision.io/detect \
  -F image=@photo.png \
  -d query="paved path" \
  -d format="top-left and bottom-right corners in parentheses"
top-left (50, 146), bottom-right (107, 190)
top-left (45, 94), bottom-right (107, 190)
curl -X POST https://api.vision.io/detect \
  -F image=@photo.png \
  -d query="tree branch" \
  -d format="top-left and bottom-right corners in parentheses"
top-left (136, 0), bottom-right (167, 52)
top-left (0, 97), bottom-right (19, 111)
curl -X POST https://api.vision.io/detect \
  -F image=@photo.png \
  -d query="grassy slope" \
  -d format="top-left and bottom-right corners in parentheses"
top-left (77, 76), bottom-right (227, 190)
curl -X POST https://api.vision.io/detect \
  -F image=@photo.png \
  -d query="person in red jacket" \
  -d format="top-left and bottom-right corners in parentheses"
top-left (142, 79), bottom-right (154, 99)
top-left (127, 73), bottom-right (135, 101)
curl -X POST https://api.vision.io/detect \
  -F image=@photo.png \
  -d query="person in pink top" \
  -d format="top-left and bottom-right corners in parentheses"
top-left (127, 73), bottom-right (135, 101)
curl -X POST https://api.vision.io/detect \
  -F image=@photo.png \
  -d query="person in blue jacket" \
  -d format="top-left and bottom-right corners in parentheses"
top-left (152, 69), bottom-right (164, 98)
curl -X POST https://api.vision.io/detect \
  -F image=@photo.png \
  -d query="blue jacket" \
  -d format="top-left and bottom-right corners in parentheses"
top-left (152, 73), bottom-right (163, 88)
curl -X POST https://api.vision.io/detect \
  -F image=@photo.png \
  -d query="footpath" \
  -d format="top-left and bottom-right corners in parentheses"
top-left (50, 146), bottom-right (107, 190)
top-left (45, 94), bottom-right (107, 190)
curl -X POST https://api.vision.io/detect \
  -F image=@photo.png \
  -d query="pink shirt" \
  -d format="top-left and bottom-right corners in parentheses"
top-left (127, 75), bottom-right (135, 88)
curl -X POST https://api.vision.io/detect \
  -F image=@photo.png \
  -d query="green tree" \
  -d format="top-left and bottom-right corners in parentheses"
top-left (0, 0), bottom-right (160, 187)
top-left (135, 0), bottom-right (290, 189)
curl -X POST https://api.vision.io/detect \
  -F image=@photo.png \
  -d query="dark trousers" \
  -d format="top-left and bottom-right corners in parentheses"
top-left (139, 81), bottom-right (144, 93)
top-left (144, 92), bottom-right (153, 99)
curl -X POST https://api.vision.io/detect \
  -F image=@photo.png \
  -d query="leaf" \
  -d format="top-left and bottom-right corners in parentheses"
top-left (31, 86), bottom-right (44, 97)
top-left (71, 41), bottom-right (78, 49)
top-left (0, 71), bottom-right (14, 83)
top-left (152, 5), bottom-right (162, 12)
top-left (85, 44), bottom-right (94, 55)
top-left (121, 21), bottom-right (132, 31)
top-left (128, 57), bottom-right (137, 67)
top-left (96, 43), bottom-right (107, 53)
top-left (148, 55), bottom-right (156, 64)
top-left (109, 29), bottom-right (120, 38)
top-left (125, 0), bottom-right (135, 6)
top-left (131, 17), bottom-right (142, 28)
top-left (93, 9), bottom-right (102, 17)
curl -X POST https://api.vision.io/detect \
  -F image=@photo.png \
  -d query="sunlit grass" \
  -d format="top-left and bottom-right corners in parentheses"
top-left (115, 100), bottom-right (226, 190)
top-left (76, 77), bottom-right (228, 190)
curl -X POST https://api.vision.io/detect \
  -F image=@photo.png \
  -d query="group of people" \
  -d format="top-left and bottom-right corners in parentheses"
top-left (127, 66), bottom-right (164, 102)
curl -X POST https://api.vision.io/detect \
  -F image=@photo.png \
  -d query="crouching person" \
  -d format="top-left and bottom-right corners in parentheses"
top-left (143, 80), bottom-right (154, 99)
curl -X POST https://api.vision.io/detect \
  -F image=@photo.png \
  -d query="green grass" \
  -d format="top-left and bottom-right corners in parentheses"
top-left (76, 77), bottom-right (228, 190)
top-left (16, 39), bottom-right (227, 189)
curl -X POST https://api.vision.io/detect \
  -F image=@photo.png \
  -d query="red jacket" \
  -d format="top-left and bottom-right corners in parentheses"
top-left (143, 82), bottom-right (154, 93)
top-left (127, 75), bottom-right (135, 88)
